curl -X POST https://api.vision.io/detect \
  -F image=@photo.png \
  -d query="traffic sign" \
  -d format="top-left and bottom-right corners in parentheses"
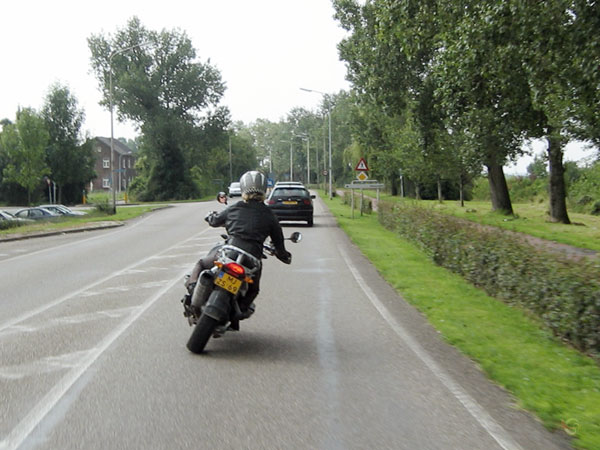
top-left (357, 172), bottom-right (368, 181)
top-left (355, 158), bottom-right (369, 171)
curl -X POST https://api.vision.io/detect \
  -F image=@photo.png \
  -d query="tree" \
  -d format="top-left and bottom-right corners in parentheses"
top-left (42, 83), bottom-right (95, 203)
top-left (1, 108), bottom-right (49, 204)
top-left (88, 17), bottom-right (227, 200)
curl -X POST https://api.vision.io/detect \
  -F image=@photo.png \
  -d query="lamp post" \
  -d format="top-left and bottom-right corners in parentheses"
top-left (229, 133), bottom-right (233, 183)
top-left (300, 87), bottom-right (332, 199)
top-left (109, 41), bottom-right (152, 213)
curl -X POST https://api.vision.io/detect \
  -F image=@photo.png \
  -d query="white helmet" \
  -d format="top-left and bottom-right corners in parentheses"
top-left (239, 171), bottom-right (267, 196)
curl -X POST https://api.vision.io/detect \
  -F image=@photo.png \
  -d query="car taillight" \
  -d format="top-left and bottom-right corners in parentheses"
top-left (224, 262), bottom-right (245, 278)
top-left (303, 199), bottom-right (311, 205)
top-left (268, 199), bottom-right (276, 205)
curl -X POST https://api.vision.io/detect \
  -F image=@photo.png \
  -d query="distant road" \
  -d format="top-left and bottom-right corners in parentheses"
top-left (0, 199), bottom-right (570, 450)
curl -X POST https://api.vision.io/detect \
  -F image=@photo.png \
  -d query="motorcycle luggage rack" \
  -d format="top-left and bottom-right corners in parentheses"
top-left (217, 245), bottom-right (262, 274)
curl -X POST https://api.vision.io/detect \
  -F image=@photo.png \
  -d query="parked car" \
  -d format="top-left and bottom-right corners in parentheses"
top-left (39, 204), bottom-right (86, 216)
top-left (266, 185), bottom-right (315, 226)
top-left (13, 207), bottom-right (61, 221)
top-left (0, 210), bottom-right (34, 224)
top-left (228, 182), bottom-right (242, 197)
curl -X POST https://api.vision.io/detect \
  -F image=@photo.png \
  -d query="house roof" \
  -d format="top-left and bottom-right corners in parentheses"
top-left (95, 137), bottom-right (134, 156)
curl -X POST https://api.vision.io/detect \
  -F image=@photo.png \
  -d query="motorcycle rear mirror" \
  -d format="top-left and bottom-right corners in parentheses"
top-left (217, 192), bottom-right (228, 205)
top-left (289, 231), bottom-right (302, 243)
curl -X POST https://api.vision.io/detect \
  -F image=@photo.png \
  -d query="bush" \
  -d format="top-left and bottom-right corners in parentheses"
top-left (94, 197), bottom-right (114, 214)
top-left (378, 200), bottom-right (600, 356)
top-left (0, 220), bottom-right (23, 231)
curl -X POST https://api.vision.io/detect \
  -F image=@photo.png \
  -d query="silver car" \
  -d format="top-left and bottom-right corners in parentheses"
top-left (227, 182), bottom-right (241, 197)
top-left (39, 204), bottom-right (86, 216)
top-left (14, 207), bottom-right (61, 221)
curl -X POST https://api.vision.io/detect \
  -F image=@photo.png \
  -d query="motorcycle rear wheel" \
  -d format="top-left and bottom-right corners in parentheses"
top-left (187, 314), bottom-right (219, 354)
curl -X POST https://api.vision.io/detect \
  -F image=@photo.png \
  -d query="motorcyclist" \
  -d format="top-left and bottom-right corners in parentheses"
top-left (186, 171), bottom-right (291, 317)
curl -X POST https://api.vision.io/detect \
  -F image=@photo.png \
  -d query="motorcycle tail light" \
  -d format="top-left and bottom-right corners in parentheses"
top-left (224, 262), bottom-right (245, 278)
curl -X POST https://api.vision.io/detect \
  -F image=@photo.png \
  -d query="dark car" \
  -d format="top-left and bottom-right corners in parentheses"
top-left (266, 186), bottom-right (315, 226)
top-left (14, 207), bottom-right (61, 221)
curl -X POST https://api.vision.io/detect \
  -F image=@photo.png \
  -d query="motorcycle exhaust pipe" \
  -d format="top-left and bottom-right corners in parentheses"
top-left (190, 270), bottom-right (214, 311)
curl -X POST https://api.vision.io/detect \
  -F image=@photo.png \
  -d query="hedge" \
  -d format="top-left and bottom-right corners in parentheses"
top-left (378, 200), bottom-right (600, 356)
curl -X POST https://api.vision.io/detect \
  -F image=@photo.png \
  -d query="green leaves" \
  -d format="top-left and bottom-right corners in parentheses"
top-left (1, 108), bottom-right (49, 204)
top-left (88, 17), bottom-right (228, 200)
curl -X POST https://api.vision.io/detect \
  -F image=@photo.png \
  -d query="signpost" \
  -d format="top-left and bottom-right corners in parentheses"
top-left (346, 158), bottom-right (385, 218)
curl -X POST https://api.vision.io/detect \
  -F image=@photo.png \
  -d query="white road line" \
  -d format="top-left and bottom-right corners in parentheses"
top-left (0, 350), bottom-right (94, 380)
top-left (0, 306), bottom-right (138, 338)
top-left (0, 269), bottom-right (186, 450)
top-left (0, 227), bottom-right (211, 334)
top-left (0, 214), bottom-right (153, 265)
top-left (339, 246), bottom-right (523, 450)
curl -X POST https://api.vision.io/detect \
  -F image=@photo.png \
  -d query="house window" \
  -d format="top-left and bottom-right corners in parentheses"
top-left (103, 159), bottom-right (110, 168)
top-left (102, 178), bottom-right (110, 188)
top-left (122, 158), bottom-right (126, 168)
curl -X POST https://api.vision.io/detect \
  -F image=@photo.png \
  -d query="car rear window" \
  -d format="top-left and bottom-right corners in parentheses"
top-left (272, 188), bottom-right (309, 198)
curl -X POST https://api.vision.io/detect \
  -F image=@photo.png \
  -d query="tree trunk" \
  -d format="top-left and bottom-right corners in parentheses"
top-left (546, 134), bottom-right (571, 224)
top-left (437, 178), bottom-right (443, 202)
top-left (486, 162), bottom-right (513, 215)
top-left (390, 173), bottom-right (398, 196)
top-left (415, 184), bottom-right (421, 200)
top-left (459, 176), bottom-right (465, 207)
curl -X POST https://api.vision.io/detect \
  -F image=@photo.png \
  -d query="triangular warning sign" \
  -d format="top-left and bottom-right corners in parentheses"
top-left (355, 158), bottom-right (369, 171)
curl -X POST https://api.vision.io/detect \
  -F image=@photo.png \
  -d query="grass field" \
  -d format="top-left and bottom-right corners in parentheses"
top-left (324, 194), bottom-right (600, 450)
top-left (361, 192), bottom-right (600, 252)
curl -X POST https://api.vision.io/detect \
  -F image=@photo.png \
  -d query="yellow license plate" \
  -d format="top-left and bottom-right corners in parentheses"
top-left (283, 200), bottom-right (297, 205)
top-left (214, 272), bottom-right (242, 294)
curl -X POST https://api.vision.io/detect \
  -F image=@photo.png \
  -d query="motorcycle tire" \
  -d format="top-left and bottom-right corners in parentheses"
top-left (186, 314), bottom-right (219, 354)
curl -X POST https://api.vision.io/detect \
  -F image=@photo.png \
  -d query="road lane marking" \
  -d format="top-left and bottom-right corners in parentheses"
top-left (0, 214), bottom-right (154, 265)
top-left (0, 271), bottom-right (185, 450)
top-left (0, 306), bottom-right (139, 338)
top-left (315, 267), bottom-right (345, 450)
top-left (338, 246), bottom-right (523, 450)
top-left (0, 350), bottom-right (94, 380)
top-left (0, 228), bottom-right (212, 334)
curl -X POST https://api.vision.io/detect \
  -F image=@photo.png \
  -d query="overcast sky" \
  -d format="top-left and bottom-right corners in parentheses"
top-left (1, 0), bottom-right (349, 138)
top-left (1, 0), bottom-right (595, 174)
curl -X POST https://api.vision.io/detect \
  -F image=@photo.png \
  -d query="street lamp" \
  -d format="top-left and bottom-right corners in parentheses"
top-left (300, 87), bottom-right (332, 199)
top-left (109, 41), bottom-right (152, 213)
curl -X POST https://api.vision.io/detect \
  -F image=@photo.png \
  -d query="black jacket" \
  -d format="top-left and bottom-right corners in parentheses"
top-left (207, 200), bottom-right (288, 260)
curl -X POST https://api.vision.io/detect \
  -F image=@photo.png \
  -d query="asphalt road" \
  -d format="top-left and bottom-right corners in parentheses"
top-left (0, 197), bottom-right (571, 450)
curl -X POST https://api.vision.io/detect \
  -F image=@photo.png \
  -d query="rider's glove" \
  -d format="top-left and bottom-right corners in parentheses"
top-left (277, 250), bottom-right (292, 265)
top-left (204, 211), bottom-right (217, 223)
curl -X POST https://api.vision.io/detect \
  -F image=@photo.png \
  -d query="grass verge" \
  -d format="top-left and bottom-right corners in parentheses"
top-left (0, 205), bottom-right (163, 237)
top-left (324, 194), bottom-right (600, 450)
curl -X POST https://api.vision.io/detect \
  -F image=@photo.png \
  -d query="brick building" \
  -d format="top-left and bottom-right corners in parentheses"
top-left (90, 137), bottom-right (137, 193)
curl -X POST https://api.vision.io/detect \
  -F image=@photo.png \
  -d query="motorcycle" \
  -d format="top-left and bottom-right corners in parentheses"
top-left (182, 193), bottom-right (302, 354)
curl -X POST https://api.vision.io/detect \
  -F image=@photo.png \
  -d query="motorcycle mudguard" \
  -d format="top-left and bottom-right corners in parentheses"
top-left (202, 289), bottom-right (232, 322)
